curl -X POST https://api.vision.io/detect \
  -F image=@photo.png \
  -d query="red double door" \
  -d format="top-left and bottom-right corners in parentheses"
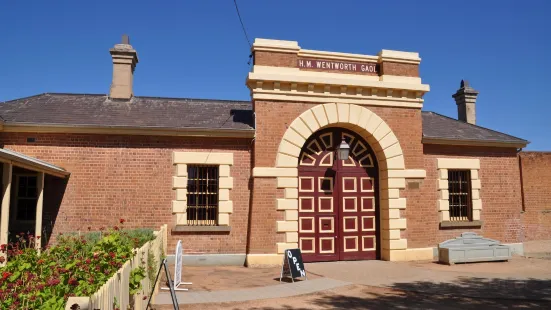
top-left (298, 128), bottom-right (379, 262)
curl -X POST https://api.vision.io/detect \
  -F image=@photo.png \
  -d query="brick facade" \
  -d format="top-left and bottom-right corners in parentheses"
top-left (250, 98), bottom-right (529, 255)
top-left (1, 115), bottom-right (541, 258)
top-left (254, 51), bottom-right (296, 68)
top-left (519, 152), bottom-right (551, 240)
top-left (380, 62), bottom-right (419, 77)
top-left (0, 132), bottom-right (252, 254)
top-left (252, 100), bottom-right (424, 169)
top-left (249, 99), bottom-right (426, 255)
top-left (2, 38), bottom-right (549, 264)
top-left (408, 145), bottom-right (524, 248)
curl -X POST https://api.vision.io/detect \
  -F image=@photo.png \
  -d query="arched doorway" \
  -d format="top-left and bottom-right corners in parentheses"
top-left (298, 127), bottom-right (379, 262)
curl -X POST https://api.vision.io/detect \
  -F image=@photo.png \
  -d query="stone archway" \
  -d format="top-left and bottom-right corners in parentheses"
top-left (274, 103), bottom-right (408, 261)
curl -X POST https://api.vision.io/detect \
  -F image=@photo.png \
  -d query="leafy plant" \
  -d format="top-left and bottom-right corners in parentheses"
top-left (147, 248), bottom-right (158, 289)
top-left (0, 220), bottom-right (155, 310)
top-left (129, 266), bottom-right (146, 296)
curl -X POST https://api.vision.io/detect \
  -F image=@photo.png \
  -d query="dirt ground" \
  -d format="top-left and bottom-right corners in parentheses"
top-left (152, 284), bottom-right (551, 310)
top-left (160, 264), bottom-right (321, 291)
top-left (153, 256), bottom-right (551, 309)
top-left (404, 256), bottom-right (551, 275)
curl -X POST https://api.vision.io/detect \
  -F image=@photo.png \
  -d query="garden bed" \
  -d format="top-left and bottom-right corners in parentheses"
top-left (0, 221), bottom-right (167, 310)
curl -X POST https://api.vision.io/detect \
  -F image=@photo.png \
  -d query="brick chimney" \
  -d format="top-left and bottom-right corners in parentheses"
top-left (109, 35), bottom-right (139, 100)
top-left (452, 80), bottom-right (479, 125)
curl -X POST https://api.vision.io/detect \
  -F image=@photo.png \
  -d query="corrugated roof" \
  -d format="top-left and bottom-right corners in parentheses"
top-left (0, 93), bottom-right (254, 131)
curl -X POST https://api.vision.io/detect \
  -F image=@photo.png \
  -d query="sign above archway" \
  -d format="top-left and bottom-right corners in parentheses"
top-left (298, 58), bottom-right (378, 74)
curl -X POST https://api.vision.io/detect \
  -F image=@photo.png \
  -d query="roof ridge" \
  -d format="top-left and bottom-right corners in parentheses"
top-left (0, 93), bottom-right (49, 104)
top-left (2, 93), bottom-right (250, 105)
top-left (423, 111), bottom-right (528, 142)
top-left (135, 95), bottom-right (250, 104)
top-left (46, 92), bottom-right (107, 97)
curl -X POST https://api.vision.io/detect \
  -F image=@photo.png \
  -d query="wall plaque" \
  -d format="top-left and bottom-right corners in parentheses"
top-left (298, 58), bottom-right (378, 73)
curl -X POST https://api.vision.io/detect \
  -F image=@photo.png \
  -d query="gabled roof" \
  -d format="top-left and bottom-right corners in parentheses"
top-left (0, 93), bottom-right (254, 134)
top-left (422, 111), bottom-right (528, 148)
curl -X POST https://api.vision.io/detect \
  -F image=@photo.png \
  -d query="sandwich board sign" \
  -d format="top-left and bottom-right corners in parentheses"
top-left (279, 248), bottom-right (307, 282)
top-left (162, 240), bottom-right (192, 291)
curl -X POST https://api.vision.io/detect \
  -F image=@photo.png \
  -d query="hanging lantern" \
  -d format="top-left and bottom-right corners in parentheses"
top-left (336, 138), bottom-right (350, 161)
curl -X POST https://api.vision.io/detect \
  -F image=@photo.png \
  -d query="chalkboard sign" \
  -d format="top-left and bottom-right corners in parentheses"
top-left (279, 248), bottom-right (307, 282)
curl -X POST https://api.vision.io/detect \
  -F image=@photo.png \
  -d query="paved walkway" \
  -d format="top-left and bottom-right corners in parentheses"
top-left (154, 249), bottom-right (551, 305)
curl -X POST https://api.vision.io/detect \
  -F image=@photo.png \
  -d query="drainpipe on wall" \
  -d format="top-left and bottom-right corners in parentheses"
top-left (244, 111), bottom-right (256, 265)
top-left (518, 151), bottom-right (526, 212)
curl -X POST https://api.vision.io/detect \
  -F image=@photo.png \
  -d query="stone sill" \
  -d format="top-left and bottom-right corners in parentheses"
top-left (440, 220), bottom-right (483, 229)
top-left (172, 225), bottom-right (231, 233)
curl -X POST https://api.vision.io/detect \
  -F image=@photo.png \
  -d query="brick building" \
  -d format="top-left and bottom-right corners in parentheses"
top-left (0, 37), bottom-right (548, 265)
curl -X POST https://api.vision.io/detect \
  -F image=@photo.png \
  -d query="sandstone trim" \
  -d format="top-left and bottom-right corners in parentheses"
top-left (436, 158), bottom-right (482, 223)
top-left (172, 152), bottom-right (234, 226)
top-left (245, 254), bottom-right (284, 266)
top-left (272, 103), bottom-right (409, 261)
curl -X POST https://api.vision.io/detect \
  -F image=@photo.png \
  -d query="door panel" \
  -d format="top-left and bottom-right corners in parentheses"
top-left (298, 128), bottom-right (379, 262)
top-left (298, 170), bottom-right (339, 262)
top-left (338, 173), bottom-right (377, 260)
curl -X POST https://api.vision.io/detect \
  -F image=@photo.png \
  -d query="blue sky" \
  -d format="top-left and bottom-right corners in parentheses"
top-left (1, 1), bottom-right (550, 150)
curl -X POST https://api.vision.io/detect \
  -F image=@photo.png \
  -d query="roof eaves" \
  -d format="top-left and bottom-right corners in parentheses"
top-left (422, 136), bottom-right (529, 148)
top-left (2, 122), bottom-right (255, 138)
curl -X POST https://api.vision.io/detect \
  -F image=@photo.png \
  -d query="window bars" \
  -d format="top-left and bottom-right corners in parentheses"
top-left (186, 165), bottom-right (219, 226)
top-left (448, 170), bottom-right (472, 221)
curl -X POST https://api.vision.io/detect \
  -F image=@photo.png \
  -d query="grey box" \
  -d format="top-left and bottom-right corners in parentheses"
top-left (438, 232), bottom-right (511, 265)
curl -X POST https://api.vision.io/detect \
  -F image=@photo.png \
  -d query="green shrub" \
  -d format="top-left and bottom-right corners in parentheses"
top-left (0, 220), bottom-right (155, 310)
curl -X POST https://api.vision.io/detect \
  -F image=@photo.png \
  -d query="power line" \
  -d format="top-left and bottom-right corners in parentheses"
top-left (233, 0), bottom-right (251, 48)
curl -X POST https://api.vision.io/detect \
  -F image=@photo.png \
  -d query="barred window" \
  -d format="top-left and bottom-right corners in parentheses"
top-left (448, 170), bottom-right (472, 221)
top-left (187, 166), bottom-right (219, 226)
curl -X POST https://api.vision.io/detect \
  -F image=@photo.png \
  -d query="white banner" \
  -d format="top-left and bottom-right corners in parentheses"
top-left (174, 240), bottom-right (183, 288)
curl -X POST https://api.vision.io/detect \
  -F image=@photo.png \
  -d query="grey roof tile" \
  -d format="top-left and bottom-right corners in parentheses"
top-left (0, 93), bottom-right (254, 131)
top-left (0, 93), bottom-right (528, 147)
top-left (422, 111), bottom-right (528, 146)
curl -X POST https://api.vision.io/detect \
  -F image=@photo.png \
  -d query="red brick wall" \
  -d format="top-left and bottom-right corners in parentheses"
top-left (405, 145), bottom-right (523, 248)
top-left (0, 132), bottom-right (252, 254)
top-left (252, 100), bottom-right (424, 169)
top-left (519, 152), bottom-right (551, 240)
top-left (249, 99), bottom-right (426, 254)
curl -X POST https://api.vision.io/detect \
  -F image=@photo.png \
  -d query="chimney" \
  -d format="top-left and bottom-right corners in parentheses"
top-left (452, 80), bottom-right (479, 125)
top-left (109, 34), bottom-right (139, 100)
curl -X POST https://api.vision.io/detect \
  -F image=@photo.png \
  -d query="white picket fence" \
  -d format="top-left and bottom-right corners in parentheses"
top-left (65, 224), bottom-right (168, 310)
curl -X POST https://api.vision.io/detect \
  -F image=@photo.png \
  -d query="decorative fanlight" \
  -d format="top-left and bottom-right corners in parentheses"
top-left (336, 138), bottom-right (350, 161)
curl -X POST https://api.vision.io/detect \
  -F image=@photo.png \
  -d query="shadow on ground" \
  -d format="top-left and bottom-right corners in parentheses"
top-left (238, 278), bottom-right (551, 310)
